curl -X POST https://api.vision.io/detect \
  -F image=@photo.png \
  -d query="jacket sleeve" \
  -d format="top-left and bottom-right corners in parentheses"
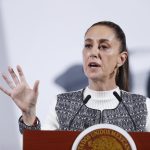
top-left (18, 116), bottom-right (41, 134)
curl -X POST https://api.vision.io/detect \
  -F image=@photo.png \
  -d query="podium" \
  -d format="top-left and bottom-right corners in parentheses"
top-left (23, 130), bottom-right (150, 150)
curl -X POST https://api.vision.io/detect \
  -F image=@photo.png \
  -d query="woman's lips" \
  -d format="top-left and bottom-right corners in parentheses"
top-left (88, 62), bottom-right (101, 67)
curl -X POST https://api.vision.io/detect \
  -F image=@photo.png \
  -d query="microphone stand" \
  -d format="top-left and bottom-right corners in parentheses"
top-left (68, 95), bottom-right (91, 130)
top-left (113, 91), bottom-right (137, 131)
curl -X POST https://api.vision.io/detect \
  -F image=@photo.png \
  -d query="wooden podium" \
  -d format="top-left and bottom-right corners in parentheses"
top-left (23, 130), bottom-right (150, 150)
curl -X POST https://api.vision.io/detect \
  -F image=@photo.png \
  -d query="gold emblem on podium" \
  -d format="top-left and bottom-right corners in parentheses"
top-left (77, 128), bottom-right (131, 150)
top-left (72, 124), bottom-right (136, 150)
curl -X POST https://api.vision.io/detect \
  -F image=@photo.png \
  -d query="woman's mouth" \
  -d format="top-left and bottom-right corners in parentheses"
top-left (88, 62), bottom-right (101, 68)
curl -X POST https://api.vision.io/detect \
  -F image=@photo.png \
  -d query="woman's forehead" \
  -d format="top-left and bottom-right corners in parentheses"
top-left (85, 25), bottom-right (116, 42)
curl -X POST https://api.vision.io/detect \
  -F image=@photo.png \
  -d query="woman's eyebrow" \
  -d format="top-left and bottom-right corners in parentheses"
top-left (85, 38), bottom-right (110, 45)
top-left (99, 39), bottom-right (109, 43)
top-left (85, 38), bottom-right (93, 42)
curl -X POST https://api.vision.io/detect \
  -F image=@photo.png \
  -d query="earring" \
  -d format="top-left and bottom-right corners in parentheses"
top-left (117, 64), bottom-right (120, 67)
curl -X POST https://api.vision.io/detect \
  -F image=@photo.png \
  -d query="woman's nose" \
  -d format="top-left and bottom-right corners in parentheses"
top-left (89, 46), bottom-right (100, 58)
top-left (90, 54), bottom-right (97, 58)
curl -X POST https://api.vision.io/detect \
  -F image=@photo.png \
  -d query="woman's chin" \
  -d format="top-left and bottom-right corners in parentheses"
top-left (88, 75), bottom-right (102, 81)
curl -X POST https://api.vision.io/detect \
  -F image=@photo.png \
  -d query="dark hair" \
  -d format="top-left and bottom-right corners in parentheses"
top-left (86, 21), bottom-right (129, 91)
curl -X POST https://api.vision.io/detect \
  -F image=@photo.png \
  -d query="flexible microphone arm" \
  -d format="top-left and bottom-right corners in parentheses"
top-left (68, 95), bottom-right (91, 130)
top-left (113, 91), bottom-right (137, 131)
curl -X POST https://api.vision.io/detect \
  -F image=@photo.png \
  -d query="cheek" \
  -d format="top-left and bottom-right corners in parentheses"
top-left (82, 51), bottom-right (89, 73)
top-left (82, 57), bottom-right (87, 72)
top-left (102, 54), bottom-right (116, 67)
top-left (105, 56), bottom-right (118, 69)
top-left (82, 50), bottom-right (88, 64)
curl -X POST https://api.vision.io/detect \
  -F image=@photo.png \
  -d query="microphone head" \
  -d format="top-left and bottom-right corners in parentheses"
top-left (83, 95), bottom-right (91, 104)
top-left (113, 91), bottom-right (122, 102)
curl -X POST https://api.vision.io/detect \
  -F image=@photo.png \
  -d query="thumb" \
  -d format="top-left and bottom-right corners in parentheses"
top-left (33, 80), bottom-right (40, 94)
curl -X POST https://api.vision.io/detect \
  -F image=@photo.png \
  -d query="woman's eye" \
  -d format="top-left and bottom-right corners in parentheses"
top-left (85, 44), bottom-right (92, 48)
top-left (99, 45), bottom-right (108, 50)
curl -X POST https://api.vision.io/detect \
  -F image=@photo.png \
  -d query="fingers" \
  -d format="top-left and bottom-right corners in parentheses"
top-left (1, 65), bottom-right (27, 90)
top-left (2, 74), bottom-right (15, 89)
top-left (16, 65), bottom-right (27, 83)
top-left (33, 80), bottom-right (39, 94)
top-left (8, 66), bottom-right (20, 85)
top-left (0, 84), bottom-right (11, 96)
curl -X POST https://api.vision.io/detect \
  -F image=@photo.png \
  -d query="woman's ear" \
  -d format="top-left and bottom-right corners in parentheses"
top-left (117, 51), bottom-right (128, 67)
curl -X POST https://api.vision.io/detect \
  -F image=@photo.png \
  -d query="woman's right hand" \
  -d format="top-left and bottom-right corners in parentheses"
top-left (0, 65), bottom-right (39, 125)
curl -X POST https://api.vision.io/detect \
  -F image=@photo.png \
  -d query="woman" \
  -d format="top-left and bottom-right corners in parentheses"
top-left (0, 21), bottom-right (150, 133)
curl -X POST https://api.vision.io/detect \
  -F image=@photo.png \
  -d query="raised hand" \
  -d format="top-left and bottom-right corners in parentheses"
top-left (0, 65), bottom-right (39, 125)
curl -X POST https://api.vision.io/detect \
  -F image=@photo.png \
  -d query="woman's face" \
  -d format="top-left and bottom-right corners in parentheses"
top-left (83, 25), bottom-right (127, 82)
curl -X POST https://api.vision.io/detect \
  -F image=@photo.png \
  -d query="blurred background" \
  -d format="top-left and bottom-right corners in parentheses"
top-left (0, 0), bottom-right (150, 149)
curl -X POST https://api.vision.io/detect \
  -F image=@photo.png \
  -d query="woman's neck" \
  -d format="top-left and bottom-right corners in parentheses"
top-left (88, 79), bottom-right (117, 91)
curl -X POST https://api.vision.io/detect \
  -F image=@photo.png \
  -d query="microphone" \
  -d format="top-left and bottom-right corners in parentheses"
top-left (113, 91), bottom-right (137, 131)
top-left (68, 95), bottom-right (91, 130)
